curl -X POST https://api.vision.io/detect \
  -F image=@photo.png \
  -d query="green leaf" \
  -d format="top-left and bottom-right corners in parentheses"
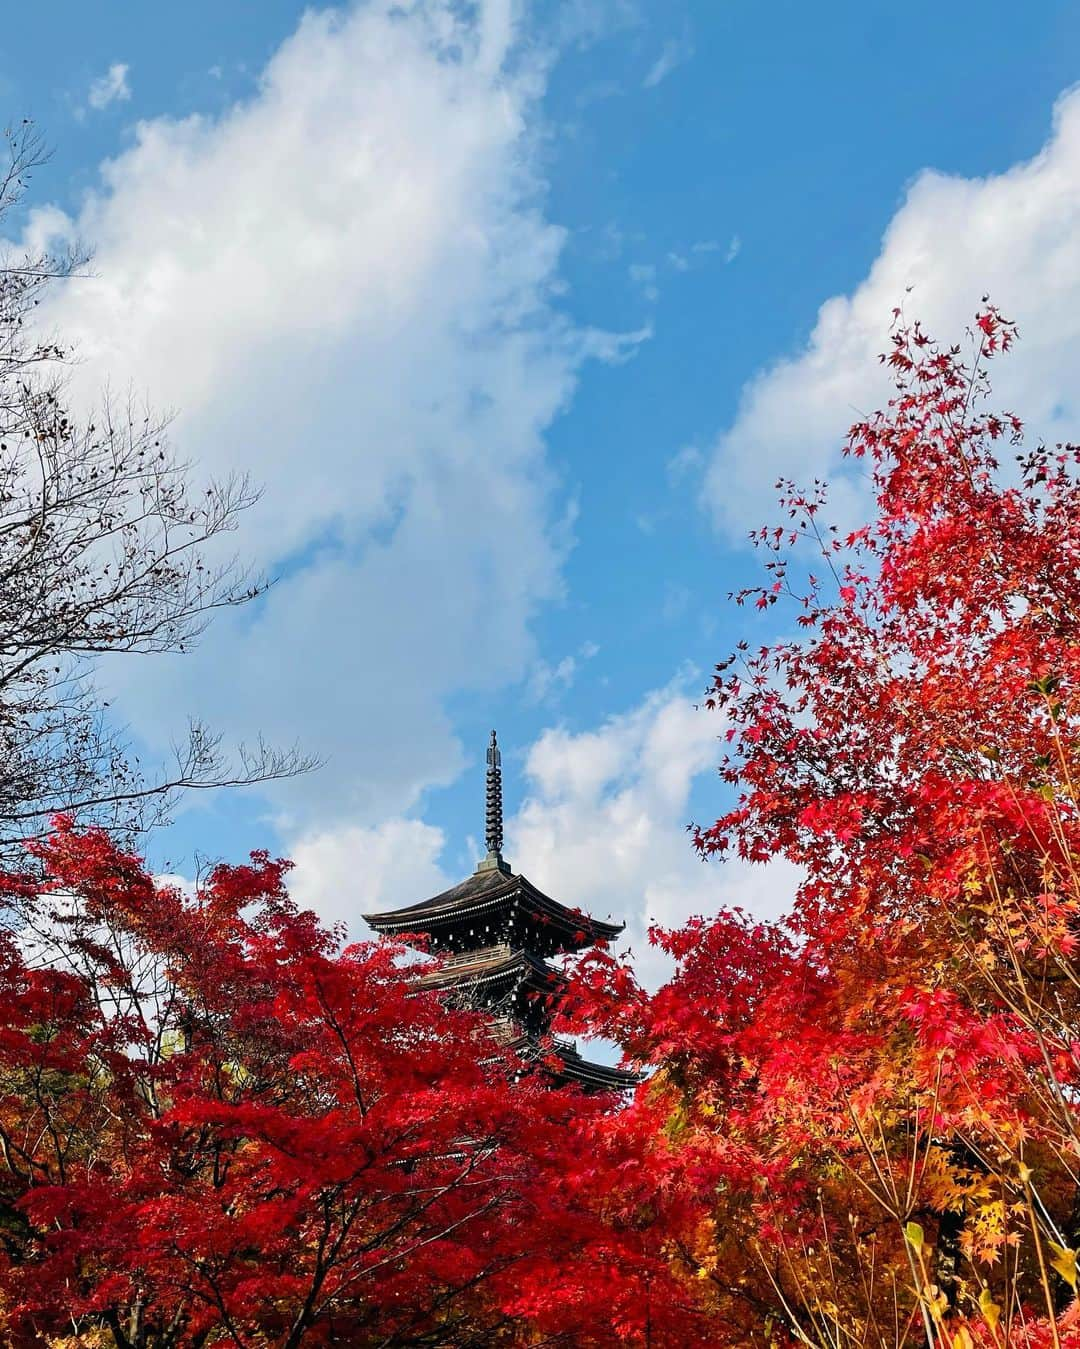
top-left (904, 1221), bottom-right (925, 1255)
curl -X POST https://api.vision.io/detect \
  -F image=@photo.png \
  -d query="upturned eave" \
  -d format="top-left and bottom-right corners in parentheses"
top-left (362, 867), bottom-right (623, 950)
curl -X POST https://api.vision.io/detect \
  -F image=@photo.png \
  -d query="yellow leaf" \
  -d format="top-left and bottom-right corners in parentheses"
top-left (979, 1286), bottom-right (1000, 1332)
top-left (952, 1329), bottom-right (974, 1349)
top-left (904, 1220), bottom-right (925, 1254)
top-left (1050, 1242), bottom-right (1079, 1289)
top-left (924, 1284), bottom-right (948, 1324)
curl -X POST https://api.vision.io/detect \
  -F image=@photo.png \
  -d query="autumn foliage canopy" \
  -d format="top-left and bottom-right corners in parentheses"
top-left (564, 307), bottom-right (1080, 1345)
top-left (0, 823), bottom-right (700, 1346)
top-left (7, 308), bottom-right (1080, 1346)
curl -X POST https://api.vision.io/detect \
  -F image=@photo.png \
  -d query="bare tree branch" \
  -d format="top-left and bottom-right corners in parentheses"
top-left (0, 121), bottom-right (318, 864)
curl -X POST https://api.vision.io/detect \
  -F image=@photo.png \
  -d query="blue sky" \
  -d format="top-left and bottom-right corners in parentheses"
top-left (7, 0), bottom-right (1080, 984)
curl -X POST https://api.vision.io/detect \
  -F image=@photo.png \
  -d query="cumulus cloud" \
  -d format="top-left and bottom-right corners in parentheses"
top-left (86, 63), bottom-right (131, 112)
top-left (506, 682), bottom-right (798, 988)
top-left (26, 0), bottom-right (628, 827)
top-left (705, 86), bottom-right (1080, 538)
top-left (289, 817), bottom-right (450, 940)
top-left (295, 679), bottom-right (796, 986)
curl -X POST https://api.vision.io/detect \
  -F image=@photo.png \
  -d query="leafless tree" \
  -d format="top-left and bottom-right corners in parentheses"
top-left (0, 122), bottom-right (315, 861)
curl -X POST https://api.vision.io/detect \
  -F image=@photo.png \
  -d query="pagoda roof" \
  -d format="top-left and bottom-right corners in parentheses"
top-left (546, 1038), bottom-right (641, 1092)
top-left (363, 864), bottom-right (624, 951)
top-left (486, 1017), bottom-right (641, 1092)
top-left (418, 945), bottom-right (563, 997)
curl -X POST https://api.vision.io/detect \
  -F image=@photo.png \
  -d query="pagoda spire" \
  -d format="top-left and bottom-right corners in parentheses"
top-left (362, 723), bottom-right (637, 1090)
top-left (480, 729), bottom-right (509, 874)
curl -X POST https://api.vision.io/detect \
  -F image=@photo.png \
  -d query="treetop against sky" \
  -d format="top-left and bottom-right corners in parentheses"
top-left (4, 0), bottom-right (1080, 985)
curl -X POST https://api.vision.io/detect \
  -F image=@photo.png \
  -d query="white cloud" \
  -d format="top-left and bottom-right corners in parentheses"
top-left (666, 443), bottom-right (703, 483)
top-left (86, 63), bottom-right (131, 112)
top-left (152, 872), bottom-right (196, 899)
top-left (289, 817), bottom-right (450, 940)
top-left (526, 639), bottom-right (599, 704)
top-left (705, 86), bottom-right (1080, 537)
top-left (557, 0), bottom-right (642, 49)
top-left (26, 1), bottom-right (631, 828)
top-left (628, 260), bottom-right (659, 302)
top-left (506, 682), bottom-right (798, 988)
top-left (528, 655), bottom-right (578, 702)
top-left (299, 680), bottom-right (797, 987)
top-left (663, 238), bottom-right (734, 277)
top-left (642, 34), bottom-right (693, 90)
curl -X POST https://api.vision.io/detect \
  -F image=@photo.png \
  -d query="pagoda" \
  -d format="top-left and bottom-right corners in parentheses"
top-left (363, 731), bottom-right (637, 1091)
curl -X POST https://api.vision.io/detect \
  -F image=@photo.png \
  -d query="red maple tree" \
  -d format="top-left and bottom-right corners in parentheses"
top-left (0, 822), bottom-right (696, 1346)
top-left (563, 307), bottom-right (1080, 1345)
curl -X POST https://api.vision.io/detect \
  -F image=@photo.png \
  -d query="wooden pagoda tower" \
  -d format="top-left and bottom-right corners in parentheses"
top-left (363, 731), bottom-right (637, 1091)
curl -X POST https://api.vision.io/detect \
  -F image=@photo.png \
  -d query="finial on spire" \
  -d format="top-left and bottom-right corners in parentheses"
top-left (485, 729), bottom-right (503, 856)
top-left (479, 729), bottom-right (509, 873)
